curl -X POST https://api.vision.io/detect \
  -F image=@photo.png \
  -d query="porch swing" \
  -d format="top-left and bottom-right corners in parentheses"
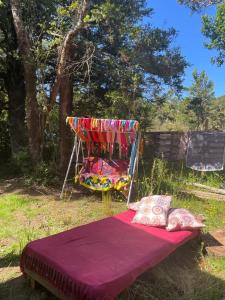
top-left (60, 117), bottom-right (141, 204)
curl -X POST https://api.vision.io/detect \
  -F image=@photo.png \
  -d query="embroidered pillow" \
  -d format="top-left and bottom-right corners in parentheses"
top-left (128, 196), bottom-right (154, 211)
top-left (132, 195), bottom-right (172, 227)
top-left (128, 201), bottom-right (141, 211)
top-left (166, 208), bottom-right (206, 232)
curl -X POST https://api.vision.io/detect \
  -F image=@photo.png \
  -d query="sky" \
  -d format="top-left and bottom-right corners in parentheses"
top-left (145, 0), bottom-right (225, 97)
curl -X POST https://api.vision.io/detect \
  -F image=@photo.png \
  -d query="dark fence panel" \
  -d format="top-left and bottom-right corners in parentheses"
top-left (143, 131), bottom-right (225, 161)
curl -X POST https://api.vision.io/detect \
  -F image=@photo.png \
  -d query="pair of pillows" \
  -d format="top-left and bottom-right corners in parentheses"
top-left (128, 195), bottom-right (205, 232)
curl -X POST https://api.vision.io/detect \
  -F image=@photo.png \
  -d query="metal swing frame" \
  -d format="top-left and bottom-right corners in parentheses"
top-left (60, 130), bottom-right (141, 205)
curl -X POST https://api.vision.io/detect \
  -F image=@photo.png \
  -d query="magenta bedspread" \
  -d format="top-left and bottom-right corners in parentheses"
top-left (20, 210), bottom-right (198, 300)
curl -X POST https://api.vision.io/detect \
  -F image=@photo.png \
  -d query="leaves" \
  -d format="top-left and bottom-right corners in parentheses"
top-left (178, 0), bottom-right (223, 11)
top-left (202, 3), bottom-right (225, 66)
top-left (187, 70), bottom-right (215, 130)
top-left (57, 1), bottom-right (79, 17)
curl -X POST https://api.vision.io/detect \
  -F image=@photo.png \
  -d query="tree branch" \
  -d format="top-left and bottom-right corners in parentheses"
top-left (10, 0), bottom-right (32, 59)
top-left (48, 0), bottom-right (89, 112)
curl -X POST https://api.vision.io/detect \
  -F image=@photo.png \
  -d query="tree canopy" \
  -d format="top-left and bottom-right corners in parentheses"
top-left (178, 0), bottom-right (224, 10)
top-left (187, 70), bottom-right (215, 130)
top-left (202, 3), bottom-right (225, 65)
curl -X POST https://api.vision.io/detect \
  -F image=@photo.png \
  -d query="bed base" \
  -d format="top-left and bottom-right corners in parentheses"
top-left (25, 268), bottom-right (69, 300)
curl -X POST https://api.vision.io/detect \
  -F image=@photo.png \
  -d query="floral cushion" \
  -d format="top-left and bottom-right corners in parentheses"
top-left (78, 157), bottom-right (130, 191)
top-left (128, 201), bottom-right (141, 211)
top-left (132, 195), bottom-right (172, 227)
top-left (79, 174), bottom-right (130, 191)
top-left (166, 208), bottom-right (206, 232)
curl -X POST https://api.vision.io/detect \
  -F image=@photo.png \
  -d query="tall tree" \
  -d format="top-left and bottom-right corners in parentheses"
top-left (72, 4), bottom-right (188, 123)
top-left (209, 95), bottom-right (225, 129)
top-left (187, 70), bottom-right (215, 130)
top-left (10, 0), bottom-right (42, 163)
top-left (51, 0), bottom-right (89, 172)
top-left (9, 0), bottom-right (89, 169)
top-left (0, 1), bottom-right (26, 155)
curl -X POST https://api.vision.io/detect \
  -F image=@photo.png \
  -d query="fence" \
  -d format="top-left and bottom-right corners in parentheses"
top-left (143, 131), bottom-right (225, 161)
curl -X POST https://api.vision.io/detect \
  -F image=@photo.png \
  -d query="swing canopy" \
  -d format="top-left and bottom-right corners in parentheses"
top-left (66, 117), bottom-right (140, 192)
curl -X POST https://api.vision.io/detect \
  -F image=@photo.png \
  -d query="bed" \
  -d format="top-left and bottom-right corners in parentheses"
top-left (20, 210), bottom-right (199, 300)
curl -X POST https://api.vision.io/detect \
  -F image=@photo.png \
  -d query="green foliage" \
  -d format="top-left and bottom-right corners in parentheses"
top-left (202, 3), bottom-right (225, 65)
top-left (0, 92), bottom-right (10, 162)
top-left (209, 95), bottom-right (225, 129)
top-left (178, 0), bottom-right (223, 11)
top-left (138, 158), bottom-right (225, 201)
top-left (12, 150), bottom-right (32, 174)
top-left (138, 159), bottom-right (185, 199)
top-left (187, 69), bottom-right (215, 130)
top-left (151, 90), bottom-right (225, 132)
top-left (151, 93), bottom-right (191, 131)
top-left (69, 0), bottom-right (188, 132)
top-left (104, 91), bottom-right (152, 130)
top-left (27, 162), bottom-right (58, 186)
top-left (57, 1), bottom-right (79, 17)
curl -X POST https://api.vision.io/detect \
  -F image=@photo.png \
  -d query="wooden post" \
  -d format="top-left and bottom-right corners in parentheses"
top-left (29, 277), bottom-right (36, 289)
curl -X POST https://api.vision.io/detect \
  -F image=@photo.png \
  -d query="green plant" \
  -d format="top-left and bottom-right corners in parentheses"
top-left (12, 149), bottom-right (32, 174)
top-left (102, 191), bottom-right (113, 216)
top-left (138, 158), bottom-right (182, 197)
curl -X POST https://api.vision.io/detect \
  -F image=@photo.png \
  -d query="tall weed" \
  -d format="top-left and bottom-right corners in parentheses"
top-left (138, 159), bottom-right (184, 198)
top-left (137, 157), bottom-right (225, 200)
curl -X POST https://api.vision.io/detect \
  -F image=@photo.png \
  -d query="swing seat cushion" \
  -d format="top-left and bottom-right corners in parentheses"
top-left (79, 157), bottom-right (130, 191)
top-left (20, 210), bottom-right (199, 300)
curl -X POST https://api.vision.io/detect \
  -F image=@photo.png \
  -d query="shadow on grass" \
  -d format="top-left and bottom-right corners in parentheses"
top-left (178, 191), bottom-right (208, 202)
top-left (0, 275), bottom-right (57, 300)
top-left (0, 173), bottom-right (133, 203)
top-left (0, 252), bottom-right (20, 269)
top-left (0, 177), bottom-right (89, 201)
top-left (119, 238), bottom-right (225, 300)
top-left (1, 239), bottom-right (224, 300)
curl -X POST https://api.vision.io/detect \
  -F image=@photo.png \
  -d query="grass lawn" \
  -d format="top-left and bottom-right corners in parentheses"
top-left (0, 180), bottom-right (225, 299)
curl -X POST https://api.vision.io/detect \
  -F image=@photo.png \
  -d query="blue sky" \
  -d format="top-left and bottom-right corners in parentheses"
top-left (145, 0), bottom-right (225, 97)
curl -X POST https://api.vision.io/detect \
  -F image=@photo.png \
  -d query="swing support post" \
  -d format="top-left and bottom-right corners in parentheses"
top-left (60, 136), bottom-right (77, 199)
top-left (127, 131), bottom-right (141, 205)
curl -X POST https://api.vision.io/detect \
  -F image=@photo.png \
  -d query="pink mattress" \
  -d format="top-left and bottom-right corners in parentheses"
top-left (20, 210), bottom-right (198, 300)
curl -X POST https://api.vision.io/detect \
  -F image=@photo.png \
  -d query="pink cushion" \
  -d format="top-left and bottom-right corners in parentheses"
top-left (132, 195), bottom-right (172, 227)
top-left (166, 208), bottom-right (206, 232)
top-left (81, 157), bottom-right (129, 176)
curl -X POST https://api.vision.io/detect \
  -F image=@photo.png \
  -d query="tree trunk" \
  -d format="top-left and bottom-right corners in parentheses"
top-left (25, 61), bottom-right (43, 163)
top-left (59, 75), bottom-right (73, 174)
top-left (5, 60), bottom-right (26, 155)
top-left (10, 0), bottom-right (42, 164)
top-left (50, 0), bottom-right (88, 174)
top-left (49, 0), bottom-right (89, 110)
